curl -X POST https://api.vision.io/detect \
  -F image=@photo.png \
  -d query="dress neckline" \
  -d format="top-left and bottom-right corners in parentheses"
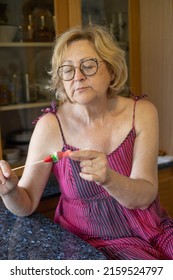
top-left (62, 127), bottom-right (136, 157)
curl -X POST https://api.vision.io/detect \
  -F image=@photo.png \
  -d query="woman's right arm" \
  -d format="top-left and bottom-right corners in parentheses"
top-left (0, 158), bottom-right (52, 216)
top-left (0, 112), bottom-right (63, 216)
top-left (0, 160), bottom-right (36, 216)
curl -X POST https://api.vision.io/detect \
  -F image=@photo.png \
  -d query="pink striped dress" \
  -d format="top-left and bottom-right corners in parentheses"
top-left (40, 98), bottom-right (173, 259)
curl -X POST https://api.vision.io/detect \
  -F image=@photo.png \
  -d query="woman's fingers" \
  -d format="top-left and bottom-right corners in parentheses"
top-left (0, 160), bottom-right (18, 195)
top-left (69, 150), bottom-right (110, 184)
top-left (0, 160), bottom-right (11, 179)
top-left (69, 150), bottom-right (100, 161)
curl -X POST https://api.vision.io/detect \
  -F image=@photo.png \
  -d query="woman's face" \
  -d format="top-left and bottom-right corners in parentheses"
top-left (60, 40), bottom-right (114, 104)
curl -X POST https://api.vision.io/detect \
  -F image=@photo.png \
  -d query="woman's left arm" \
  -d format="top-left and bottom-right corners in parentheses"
top-left (69, 100), bottom-right (159, 210)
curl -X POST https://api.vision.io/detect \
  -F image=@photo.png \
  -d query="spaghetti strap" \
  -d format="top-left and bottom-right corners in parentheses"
top-left (32, 100), bottom-right (57, 125)
top-left (55, 115), bottom-right (67, 145)
top-left (32, 100), bottom-right (66, 144)
top-left (130, 92), bottom-right (147, 128)
top-left (132, 99), bottom-right (138, 129)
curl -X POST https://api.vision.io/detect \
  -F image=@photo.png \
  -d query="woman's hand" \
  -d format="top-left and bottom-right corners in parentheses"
top-left (0, 160), bottom-right (18, 196)
top-left (69, 150), bottom-right (112, 185)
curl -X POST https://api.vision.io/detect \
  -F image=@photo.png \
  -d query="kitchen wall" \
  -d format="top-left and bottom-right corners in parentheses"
top-left (140, 0), bottom-right (173, 155)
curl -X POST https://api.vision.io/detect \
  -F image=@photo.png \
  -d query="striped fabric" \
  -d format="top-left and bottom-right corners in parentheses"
top-left (43, 98), bottom-right (173, 259)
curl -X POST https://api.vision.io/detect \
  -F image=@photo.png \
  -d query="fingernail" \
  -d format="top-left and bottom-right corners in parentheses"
top-left (63, 150), bottom-right (71, 157)
top-left (4, 172), bottom-right (10, 177)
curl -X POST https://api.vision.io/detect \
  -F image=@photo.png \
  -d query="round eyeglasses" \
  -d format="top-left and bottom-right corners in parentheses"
top-left (57, 58), bottom-right (104, 81)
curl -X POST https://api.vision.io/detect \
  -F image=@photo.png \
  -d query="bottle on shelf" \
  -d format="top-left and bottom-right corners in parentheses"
top-left (0, 83), bottom-right (10, 105)
top-left (24, 73), bottom-right (38, 103)
top-left (0, 71), bottom-right (11, 105)
top-left (25, 14), bottom-right (34, 42)
top-left (25, 74), bottom-right (30, 102)
top-left (9, 74), bottom-right (24, 104)
top-left (9, 73), bottom-right (38, 104)
top-left (118, 12), bottom-right (124, 42)
top-left (33, 15), bottom-right (52, 42)
top-left (110, 14), bottom-right (117, 40)
top-left (17, 25), bottom-right (23, 42)
top-left (10, 74), bottom-right (18, 104)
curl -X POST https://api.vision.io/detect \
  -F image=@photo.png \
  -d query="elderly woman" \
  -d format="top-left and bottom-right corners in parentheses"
top-left (0, 25), bottom-right (173, 260)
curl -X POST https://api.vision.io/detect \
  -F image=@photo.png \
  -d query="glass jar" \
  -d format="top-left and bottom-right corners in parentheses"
top-left (0, 82), bottom-right (10, 105)
top-left (32, 8), bottom-right (54, 42)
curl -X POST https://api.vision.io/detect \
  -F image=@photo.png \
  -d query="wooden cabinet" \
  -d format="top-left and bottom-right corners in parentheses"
top-left (36, 195), bottom-right (60, 220)
top-left (158, 166), bottom-right (173, 217)
top-left (0, 0), bottom-right (81, 174)
top-left (54, 0), bottom-right (81, 34)
top-left (0, 0), bottom-right (141, 171)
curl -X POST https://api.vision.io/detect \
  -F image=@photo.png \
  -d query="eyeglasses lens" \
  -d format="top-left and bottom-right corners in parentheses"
top-left (58, 59), bottom-right (98, 81)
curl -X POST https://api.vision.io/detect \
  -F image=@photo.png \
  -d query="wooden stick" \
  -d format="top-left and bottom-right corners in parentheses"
top-left (12, 160), bottom-right (44, 171)
top-left (11, 148), bottom-right (88, 171)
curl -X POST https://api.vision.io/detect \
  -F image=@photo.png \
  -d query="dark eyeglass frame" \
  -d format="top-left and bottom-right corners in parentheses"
top-left (57, 58), bottom-right (104, 81)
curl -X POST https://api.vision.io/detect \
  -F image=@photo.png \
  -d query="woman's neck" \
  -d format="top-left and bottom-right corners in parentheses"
top-left (70, 96), bottom-right (117, 125)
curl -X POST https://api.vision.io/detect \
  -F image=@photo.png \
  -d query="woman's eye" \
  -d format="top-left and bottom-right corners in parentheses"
top-left (64, 67), bottom-right (73, 73)
top-left (83, 65), bottom-right (93, 69)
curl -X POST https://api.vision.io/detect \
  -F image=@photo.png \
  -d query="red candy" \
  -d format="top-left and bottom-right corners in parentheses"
top-left (43, 155), bottom-right (53, 163)
top-left (43, 150), bottom-right (71, 163)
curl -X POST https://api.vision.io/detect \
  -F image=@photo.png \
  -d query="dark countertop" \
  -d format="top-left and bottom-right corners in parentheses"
top-left (158, 160), bottom-right (173, 170)
top-left (0, 201), bottom-right (106, 260)
top-left (1, 161), bottom-right (172, 260)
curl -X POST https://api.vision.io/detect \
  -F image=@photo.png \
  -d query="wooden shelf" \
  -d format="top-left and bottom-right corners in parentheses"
top-left (0, 42), bottom-right (53, 48)
top-left (0, 101), bottom-right (50, 112)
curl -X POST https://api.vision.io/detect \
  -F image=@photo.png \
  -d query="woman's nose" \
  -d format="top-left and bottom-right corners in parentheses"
top-left (74, 67), bottom-right (86, 81)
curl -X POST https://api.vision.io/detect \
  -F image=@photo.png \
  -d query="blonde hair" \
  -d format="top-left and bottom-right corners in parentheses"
top-left (49, 25), bottom-right (128, 103)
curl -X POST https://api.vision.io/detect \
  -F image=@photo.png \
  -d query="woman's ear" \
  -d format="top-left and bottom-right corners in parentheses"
top-left (110, 69), bottom-right (115, 81)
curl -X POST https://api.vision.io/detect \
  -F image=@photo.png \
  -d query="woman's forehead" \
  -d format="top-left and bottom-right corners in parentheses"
top-left (63, 40), bottom-right (97, 59)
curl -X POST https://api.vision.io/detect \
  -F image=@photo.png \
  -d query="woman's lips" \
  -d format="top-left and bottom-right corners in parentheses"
top-left (75, 86), bottom-right (89, 92)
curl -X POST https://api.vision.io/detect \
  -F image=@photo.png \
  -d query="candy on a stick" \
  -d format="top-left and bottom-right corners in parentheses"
top-left (43, 150), bottom-right (71, 163)
top-left (12, 150), bottom-right (71, 171)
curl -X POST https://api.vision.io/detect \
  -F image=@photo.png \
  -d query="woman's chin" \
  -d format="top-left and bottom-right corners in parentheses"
top-left (73, 93), bottom-right (96, 104)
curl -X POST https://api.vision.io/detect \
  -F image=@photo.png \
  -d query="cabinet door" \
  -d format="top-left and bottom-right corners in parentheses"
top-left (0, 0), bottom-right (55, 170)
top-left (54, 0), bottom-right (82, 33)
top-left (81, 0), bottom-right (141, 95)
top-left (0, 0), bottom-right (82, 172)
top-left (158, 167), bottom-right (173, 217)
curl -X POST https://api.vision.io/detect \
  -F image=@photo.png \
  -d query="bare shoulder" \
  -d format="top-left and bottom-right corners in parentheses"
top-left (113, 96), bottom-right (158, 121)
top-left (35, 111), bottom-right (59, 130)
top-left (134, 99), bottom-right (159, 135)
top-left (30, 112), bottom-right (64, 154)
top-left (118, 95), bottom-right (157, 112)
top-left (135, 99), bottom-right (158, 121)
